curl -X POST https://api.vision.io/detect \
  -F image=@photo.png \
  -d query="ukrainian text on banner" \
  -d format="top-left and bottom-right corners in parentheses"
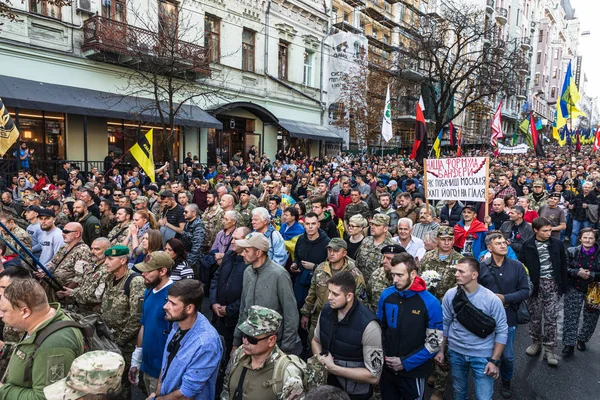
top-left (425, 157), bottom-right (488, 202)
top-left (498, 143), bottom-right (529, 154)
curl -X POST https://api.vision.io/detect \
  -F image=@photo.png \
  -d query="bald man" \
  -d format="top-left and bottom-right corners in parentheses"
top-left (220, 194), bottom-right (236, 212)
top-left (42, 222), bottom-right (93, 293)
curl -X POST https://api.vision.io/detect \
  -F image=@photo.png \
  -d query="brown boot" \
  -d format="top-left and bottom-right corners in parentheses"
top-left (427, 374), bottom-right (435, 387)
top-left (430, 390), bottom-right (444, 400)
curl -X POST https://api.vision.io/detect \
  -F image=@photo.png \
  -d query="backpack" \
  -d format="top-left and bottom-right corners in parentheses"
top-left (269, 354), bottom-right (325, 396)
top-left (22, 274), bottom-right (141, 382)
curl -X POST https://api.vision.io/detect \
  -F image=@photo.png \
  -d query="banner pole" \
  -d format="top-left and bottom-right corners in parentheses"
top-left (484, 157), bottom-right (490, 218)
top-left (423, 159), bottom-right (430, 214)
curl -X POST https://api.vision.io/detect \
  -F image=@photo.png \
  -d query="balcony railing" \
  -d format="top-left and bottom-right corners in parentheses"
top-left (495, 7), bottom-right (508, 25)
top-left (521, 37), bottom-right (532, 50)
top-left (486, 0), bottom-right (495, 14)
top-left (82, 15), bottom-right (210, 78)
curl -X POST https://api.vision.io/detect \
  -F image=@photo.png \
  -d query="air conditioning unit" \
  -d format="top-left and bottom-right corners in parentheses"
top-left (77, 0), bottom-right (94, 14)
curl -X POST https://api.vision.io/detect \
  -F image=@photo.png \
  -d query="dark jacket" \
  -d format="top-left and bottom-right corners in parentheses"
top-left (293, 229), bottom-right (330, 306)
top-left (500, 220), bottom-right (534, 255)
top-left (490, 211), bottom-right (509, 230)
top-left (182, 217), bottom-right (205, 267)
top-left (192, 189), bottom-right (208, 212)
top-left (518, 237), bottom-right (568, 297)
top-left (79, 212), bottom-right (101, 246)
top-left (320, 212), bottom-right (339, 239)
top-left (566, 245), bottom-right (600, 293)
top-left (478, 257), bottom-right (530, 326)
top-left (571, 192), bottom-right (597, 222)
top-left (377, 276), bottom-right (443, 378)
top-left (209, 251), bottom-right (248, 327)
top-left (440, 202), bottom-right (464, 227)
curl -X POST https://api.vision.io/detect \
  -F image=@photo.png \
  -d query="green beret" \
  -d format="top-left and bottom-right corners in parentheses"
top-left (104, 245), bottom-right (130, 257)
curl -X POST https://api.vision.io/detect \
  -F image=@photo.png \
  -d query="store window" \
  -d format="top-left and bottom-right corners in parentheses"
top-left (107, 120), bottom-right (179, 164)
top-left (7, 108), bottom-right (65, 162)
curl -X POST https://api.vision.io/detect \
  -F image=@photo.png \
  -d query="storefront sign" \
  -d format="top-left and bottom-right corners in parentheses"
top-left (424, 157), bottom-right (489, 202)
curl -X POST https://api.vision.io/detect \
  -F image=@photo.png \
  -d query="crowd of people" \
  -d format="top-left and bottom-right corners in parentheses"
top-left (0, 144), bottom-right (597, 400)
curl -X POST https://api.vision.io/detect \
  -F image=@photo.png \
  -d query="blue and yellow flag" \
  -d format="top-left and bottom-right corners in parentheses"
top-left (130, 129), bottom-right (155, 182)
top-left (432, 129), bottom-right (443, 158)
top-left (560, 61), bottom-right (585, 120)
top-left (0, 97), bottom-right (20, 157)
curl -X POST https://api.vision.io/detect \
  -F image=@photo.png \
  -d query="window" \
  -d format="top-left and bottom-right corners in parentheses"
top-left (278, 41), bottom-right (288, 80)
top-left (535, 73), bottom-right (540, 85)
top-left (205, 14), bottom-right (220, 62)
top-left (242, 29), bottom-right (255, 72)
top-left (332, 6), bottom-right (338, 23)
top-left (343, 12), bottom-right (350, 22)
top-left (536, 51), bottom-right (541, 64)
top-left (158, 1), bottom-right (178, 42)
top-left (554, 49), bottom-right (559, 60)
top-left (303, 50), bottom-right (313, 86)
top-left (30, 0), bottom-right (62, 19)
top-left (551, 86), bottom-right (556, 97)
top-left (539, 30), bottom-right (543, 42)
top-left (552, 68), bottom-right (557, 79)
top-left (101, 0), bottom-right (126, 22)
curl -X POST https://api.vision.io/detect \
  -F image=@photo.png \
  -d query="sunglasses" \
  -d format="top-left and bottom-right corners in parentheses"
top-left (242, 333), bottom-right (272, 345)
top-left (62, 229), bottom-right (76, 234)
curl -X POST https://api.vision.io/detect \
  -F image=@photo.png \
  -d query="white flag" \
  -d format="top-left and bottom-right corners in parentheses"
top-left (382, 85), bottom-right (393, 142)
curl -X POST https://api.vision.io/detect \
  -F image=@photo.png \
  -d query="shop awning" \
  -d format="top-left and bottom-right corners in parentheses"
top-left (278, 119), bottom-right (343, 142)
top-left (0, 76), bottom-right (222, 129)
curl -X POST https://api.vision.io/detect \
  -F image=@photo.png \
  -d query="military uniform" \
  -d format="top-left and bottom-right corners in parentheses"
top-left (527, 192), bottom-right (550, 212)
top-left (46, 242), bottom-right (93, 289)
top-left (202, 204), bottom-right (224, 251)
top-left (235, 202), bottom-right (256, 228)
top-left (221, 306), bottom-right (306, 400)
top-left (300, 253), bottom-right (366, 341)
top-left (70, 258), bottom-right (109, 315)
top-left (2, 225), bottom-right (32, 256)
top-left (344, 201), bottom-right (370, 223)
top-left (375, 206), bottom-right (399, 235)
top-left (355, 235), bottom-right (397, 284)
top-left (100, 212), bottom-right (117, 238)
top-left (78, 213), bottom-right (101, 246)
top-left (55, 211), bottom-right (70, 228)
top-left (107, 222), bottom-right (130, 246)
top-left (366, 266), bottom-right (393, 312)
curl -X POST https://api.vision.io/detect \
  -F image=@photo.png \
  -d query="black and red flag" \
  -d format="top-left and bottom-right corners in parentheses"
top-left (529, 112), bottom-right (545, 157)
top-left (449, 121), bottom-right (457, 146)
top-left (410, 96), bottom-right (428, 163)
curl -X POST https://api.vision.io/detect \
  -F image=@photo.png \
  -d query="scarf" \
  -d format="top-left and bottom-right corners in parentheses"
top-left (453, 219), bottom-right (487, 249)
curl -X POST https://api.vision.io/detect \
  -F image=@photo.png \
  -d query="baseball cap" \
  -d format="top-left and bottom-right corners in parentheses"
top-left (235, 232), bottom-right (270, 252)
top-left (387, 180), bottom-right (398, 187)
top-left (135, 251), bottom-right (174, 272)
top-left (238, 306), bottom-right (282, 337)
top-left (376, 181), bottom-right (386, 188)
top-left (550, 192), bottom-right (562, 198)
top-left (37, 208), bottom-right (55, 218)
top-left (327, 237), bottom-right (348, 250)
top-left (437, 226), bottom-right (454, 238)
top-left (463, 204), bottom-right (477, 213)
top-left (371, 213), bottom-right (391, 226)
top-left (43, 351), bottom-right (125, 400)
top-left (533, 179), bottom-right (544, 187)
top-left (133, 196), bottom-right (148, 205)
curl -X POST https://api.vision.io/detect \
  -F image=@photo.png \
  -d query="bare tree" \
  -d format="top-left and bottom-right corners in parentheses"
top-left (404, 2), bottom-right (524, 133)
top-left (83, 0), bottom-right (235, 169)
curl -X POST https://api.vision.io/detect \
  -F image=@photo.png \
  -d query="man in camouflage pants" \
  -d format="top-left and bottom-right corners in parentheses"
top-left (419, 226), bottom-right (463, 400)
top-left (202, 190), bottom-right (224, 252)
top-left (355, 214), bottom-right (397, 283)
top-left (300, 238), bottom-right (367, 341)
top-left (366, 244), bottom-right (406, 312)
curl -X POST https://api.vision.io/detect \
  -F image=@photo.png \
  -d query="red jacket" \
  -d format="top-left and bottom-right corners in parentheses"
top-left (337, 190), bottom-right (352, 220)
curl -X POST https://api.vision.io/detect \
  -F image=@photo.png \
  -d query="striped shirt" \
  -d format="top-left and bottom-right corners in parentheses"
top-left (171, 261), bottom-right (195, 281)
top-left (412, 222), bottom-right (440, 240)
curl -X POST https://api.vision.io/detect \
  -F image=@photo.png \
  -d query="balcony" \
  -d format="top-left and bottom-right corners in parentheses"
top-left (344, 0), bottom-right (366, 6)
top-left (362, 2), bottom-right (398, 29)
top-left (82, 16), bottom-right (210, 79)
top-left (521, 37), bottom-right (532, 51)
top-left (516, 89), bottom-right (527, 101)
top-left (394, 96), bottom-right (418, 122)
top-left (398, 59), bottom-right (426, 81)
top-left (495, 7), bottom-right (508, 25)
top-left (332, 18), bottom-right (363, 34)
top-left (486, 0), bottom-right (495, 14)
top-left (367, 34), bottom-right (399, 53)
top-left (384, 0), bottom-right (400, 4)
top-left (517, 60), bottom-right (530, 76)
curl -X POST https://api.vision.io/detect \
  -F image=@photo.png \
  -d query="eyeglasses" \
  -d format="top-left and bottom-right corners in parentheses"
top-left (348, 224), bottom-right (361, 228)
top-left (242, 333), bottom-right (272, 345)
top-left (62, 229), bottom-right (76, 234)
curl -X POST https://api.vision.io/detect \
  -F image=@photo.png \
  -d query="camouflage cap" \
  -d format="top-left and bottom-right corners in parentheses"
top-left (104, 245), bottom-right (130, 257)
top-left (371, 213), bottom-right (391, 226)
top-left (135, 251), bottom-right (174, 272)
top-left (238, 305), bottom-right (282, 337)
top-left (327, 237), bottom-right (348, 250)
top-left (84, 182), bottom-right (95, 190)
top-left (133, 196), bottom-right (149, 205)
top-left (533, 179), bottom-right (544, 187)
top-left (43, 350), bottom-right (125, 400)
top-left (437, 226), bottom-right (454, 238)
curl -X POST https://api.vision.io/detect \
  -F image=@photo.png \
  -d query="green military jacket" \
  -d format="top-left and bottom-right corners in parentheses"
top-left (355, 236), bottom-right (397, 283)
top-left (527, 192), bottom-right (550, 212)
top-left (71, 259), bottom-right (109, 315)
top-left (3, 226), bottom-right (32, 256)
top-left (234, 202), bottom-right (255, 228)
top-left (366, 266), bottom-right (393, 312)
top-left (419, 249), bottom-right (463, 300)
top-left (0, 305), bottom-right (84, 400)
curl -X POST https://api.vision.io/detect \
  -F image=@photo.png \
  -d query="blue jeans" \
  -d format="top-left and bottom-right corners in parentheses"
top-left (560, 212), bottom-right (570, 242)
top-left (448, 349), bottom-right (494, 400)
top-left (570, 219), bottom-right (591, 247)
top-left (501, 326), bottom-right (516, 382)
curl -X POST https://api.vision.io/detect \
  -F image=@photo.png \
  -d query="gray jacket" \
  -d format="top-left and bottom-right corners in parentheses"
top-left (234, 258), bottom-right (300, 353)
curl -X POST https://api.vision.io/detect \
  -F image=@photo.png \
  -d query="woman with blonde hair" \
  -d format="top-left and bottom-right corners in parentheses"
top-left (345, 214), bottom-right (368, 259)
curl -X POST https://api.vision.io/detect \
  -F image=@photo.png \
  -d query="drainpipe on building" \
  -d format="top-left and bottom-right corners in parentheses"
top-left (265, 0), bottom-right (272, 76)
top-left (319, 6), bottom-right (332, 122)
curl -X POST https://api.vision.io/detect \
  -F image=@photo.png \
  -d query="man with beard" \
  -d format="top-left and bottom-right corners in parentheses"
top-left (38, 208), bottom-right (64, 266)
top-left (99, 198), bottom-right (117, 237)
top-left (375, 193), bottom-right (399, 235)
top-left (108, 206), bottom-right (132, 246)
top-left (73, 200), bottom-right (101, 246)
top-left (150, 280), bottom-right (222, 400)
top-left (129, 251), bottom-right (174, 396)
top-left (1, 191), bottom-right (23, 221)
top-left (312, 270), bottom-right (383, 400)
top-left (193, 180), bottom-right (210, 212)
top-left (56, 237), bottom-right (111, 315)
top-left (378, 253), bottom-right (443, 400)
top-left (366, 244), bottom-right (405, 312)
top-left (100, 245), bottom-right (146, 399)
top-left (202, 190), bottom-right (224, 251)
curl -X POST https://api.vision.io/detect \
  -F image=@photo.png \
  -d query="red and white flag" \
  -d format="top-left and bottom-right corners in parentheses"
top-left (491, 101), bottom-right (504, 146)
top-left (594, 128), bottom-right (600, 153)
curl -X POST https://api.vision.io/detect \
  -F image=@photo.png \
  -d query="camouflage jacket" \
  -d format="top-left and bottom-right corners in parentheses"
top-left (344, 202), bottom-right (370, 223)
top-left (222, 345), bottom-right (305, 400)
top-left (55, 212), bottom-right (70, 228)
top-left (300, 257), bottom-right (366, 320)
top-left (355, 236), bottom-right (397, 283)
top-left (2, 226), bottom-right (32, 256)
top-left (100, 213), bottom-right (117, 238)
top-left (527, 192), bottom-right (550, 212)
top-left (71, 258), bottom-right (109, 315)
top-left (100, 269), bottom-right (146, 349)
top-left (366, 266), bottom-right (393, 312)
top-left (375, 207), bottom-right (399, 235)
top-left (107, 222), bottom-right (130, 246)
top-left (202, 205), bottom-right (224, 250)
top-left (419, 249), bottom-right (463, 300)
top-left (46, 242), bottom-right (93, 288)
top-left (234, 202), bottom-right (256, 228)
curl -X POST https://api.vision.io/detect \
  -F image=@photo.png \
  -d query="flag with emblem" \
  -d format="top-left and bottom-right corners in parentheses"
top-left (0, 97), bottom-right (20, 157)
top-left (530, 112), bottom-right (545, 157)
top-left (381, 84), bottom-right (393, 142)
top-left (410, 95), bottom-right (428, 163)
top-left (130, 129), bottom-right (155, 182)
